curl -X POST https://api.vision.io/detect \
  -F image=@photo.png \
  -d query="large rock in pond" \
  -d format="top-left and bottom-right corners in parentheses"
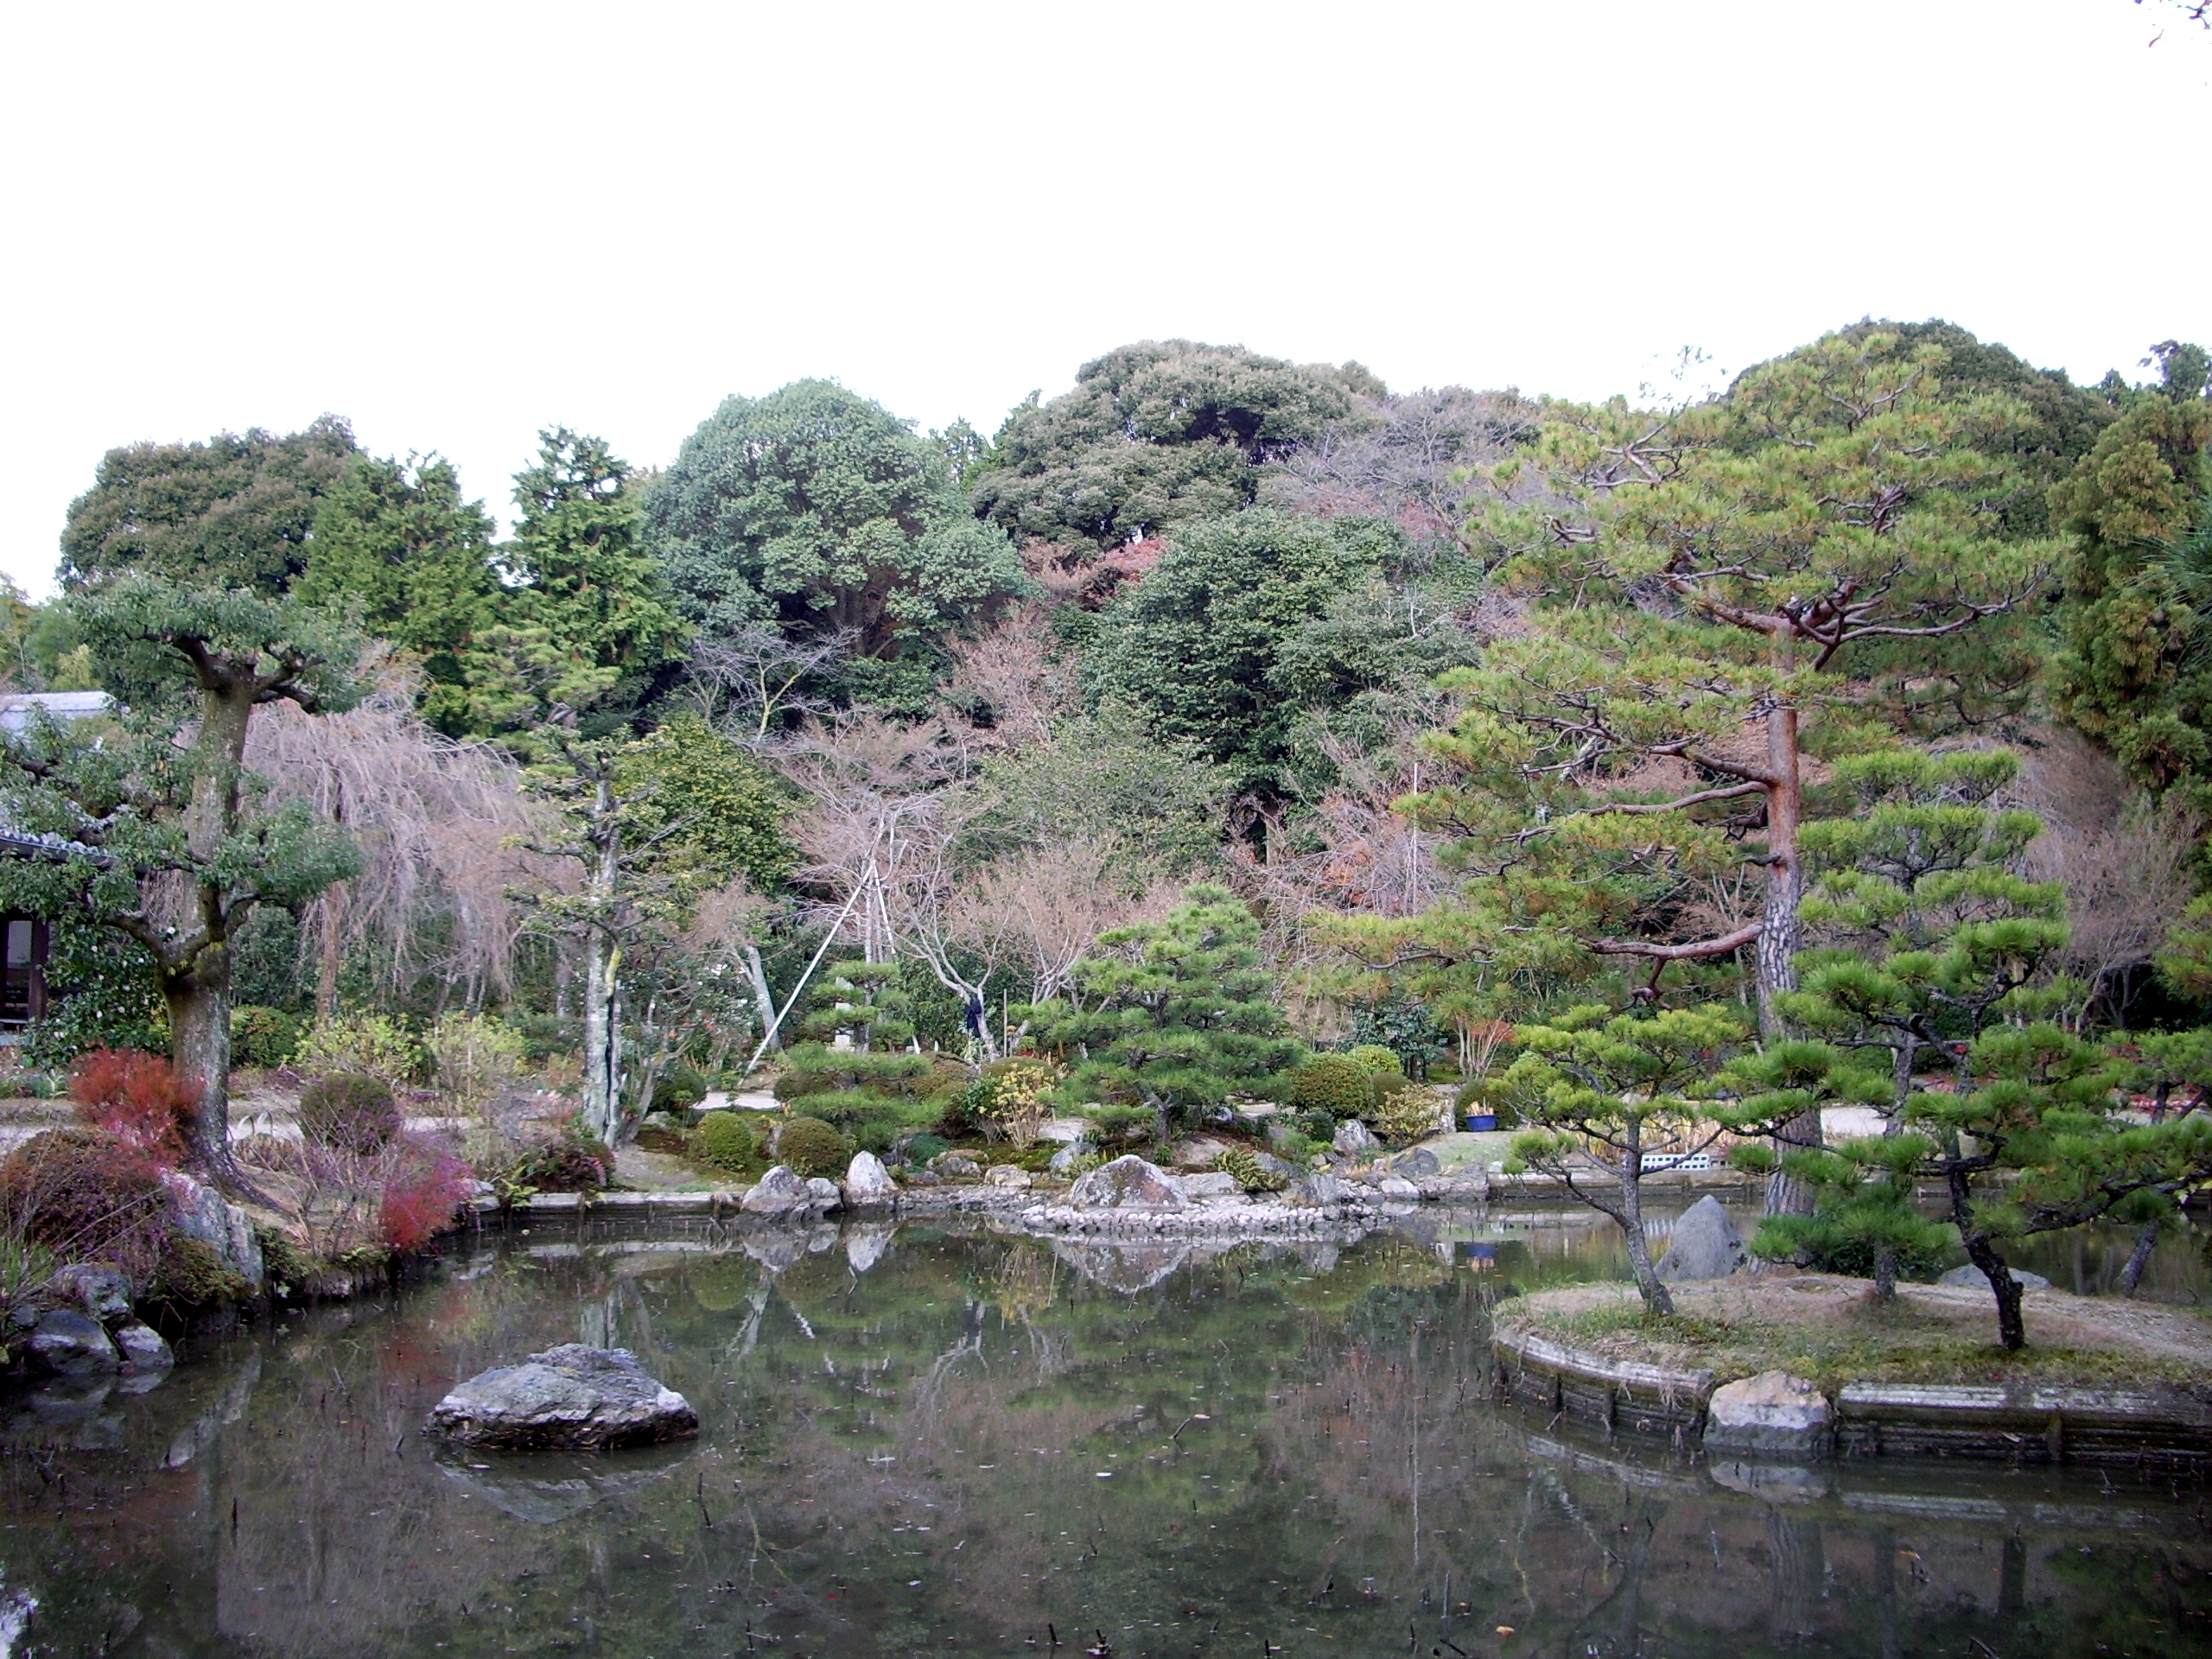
top-left (50, 1264), bottom-right (134, 1323)
top-left (1703, 1370), bottom-right (1831, 1459)
top-left (1332, 1119), bottom-right (1377, 1157)
top-left (26, 1310), bottom-right (118, 1376)
top-left (113, 1323), bottom-right (174, 1373)
top-left (426, 1344), bottom-right (698, 1450)
top-left (741, 1166), bottom-right (814, 1216)
top-left (162, 1172), bottom-right (264, 1289)
top-left (1937, 1264), bottom-right (2050, 1290)
top-left (1656, 1195), bottom-right (1746, 1281)
top-left (842, 1151), bottom-right (898, 1208)
top-left (1068, 1155), bottom-right (1187, 1210)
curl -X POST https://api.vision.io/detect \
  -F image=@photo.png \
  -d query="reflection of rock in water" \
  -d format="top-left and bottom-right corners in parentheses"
top-left (1291, 1243), bottom-right (1340, 1274)
top-left (429, 1441), bottom-right (694, 1524)
top-left (1051, 1240), bottom-right (1190, 1294)
top-left (743, 1230), bottom-right (811, 1271)
top-left (845, 1224), bottom-right (895, 1273)
top-left (7, 1375), bottom-right (124, 1449)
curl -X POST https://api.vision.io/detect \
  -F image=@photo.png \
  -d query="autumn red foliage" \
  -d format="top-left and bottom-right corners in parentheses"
top-left (69, 1049), bottom-right (192, 1163)
top-left (377, 1136), bottom-right (474, 1252)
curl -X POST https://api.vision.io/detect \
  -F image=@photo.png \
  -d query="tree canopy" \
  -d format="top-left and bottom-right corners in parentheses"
top-left (60, 416), bottom-right (359, 594)
top-left (971, 341), bottom-right (1369, 551)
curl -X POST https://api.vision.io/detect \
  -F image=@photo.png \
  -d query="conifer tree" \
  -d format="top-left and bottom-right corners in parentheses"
top-left (1038, 885), bottom-right (1301, 1141)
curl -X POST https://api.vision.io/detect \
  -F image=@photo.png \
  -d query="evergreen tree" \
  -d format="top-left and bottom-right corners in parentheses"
top-left (1038, 885), bottom-right (1301, 1139)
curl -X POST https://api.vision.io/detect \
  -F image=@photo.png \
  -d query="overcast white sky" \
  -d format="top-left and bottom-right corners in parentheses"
top-left (2, 1), bottom-right (2206, 599)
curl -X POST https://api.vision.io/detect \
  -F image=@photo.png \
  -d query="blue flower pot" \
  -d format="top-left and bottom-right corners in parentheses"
top-left (1463, 1113), bottom-right (1497, 1132)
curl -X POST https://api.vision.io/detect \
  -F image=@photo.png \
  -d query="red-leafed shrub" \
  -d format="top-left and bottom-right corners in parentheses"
top-left (377, 1136), bottom-right (474, 1252)
top-left (0, 1128), bottom-right (170, 1284)
top-left (69, 1049), bottom-right (191, 1163)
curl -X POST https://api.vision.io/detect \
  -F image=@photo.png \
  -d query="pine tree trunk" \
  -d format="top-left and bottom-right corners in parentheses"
top-left (1758, 693), bottom-right (1819, 1217)
top-left (1963, 1233), bottom-right (2026, 1351)
top-left (2120, 1219), bottom-right (2160, 1298)
top-left (1873, 1245), bottom-right (1897, 1301)
top-left (1618, 1141), bottom-right (1674, 1316)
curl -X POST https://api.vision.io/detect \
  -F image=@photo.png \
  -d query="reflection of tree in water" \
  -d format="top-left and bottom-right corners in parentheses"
top-left (0, 1226), bottom-right (2209, 1655)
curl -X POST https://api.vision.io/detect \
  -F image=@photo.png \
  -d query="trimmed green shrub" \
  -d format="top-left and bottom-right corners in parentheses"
top-left (689, 1111), bottom-right (756, 1173)
top-left (509, 1122), bottom-right (613, 1193)
top-left (776, 1116), bottom-right (851, 1179)
top-left (1083, 1103), bottom-right (1154, 1145)
top-left (1346, 1044), bottom-right (1402, 1075)
top-left (1216, 1146), bottom-right (1287, 1192)
top-left (298, 1074), bottom-right (402, 1155)
top-left (232, 1005), bottom-right (303, 1070)
top-left (1291, 1055), bottom-right (1376, 1117)
top-left (652, 1064), bottom-right (709, 1114)
top-left (773, 1046), bottom-right (933, 1101)
top-left (902, 1133), bottom-right (950, 1167)
top-left (1376, 1089), bottom-right (1442, 1146)
top-left (1294, 1106), bottom-right (1338, 1142)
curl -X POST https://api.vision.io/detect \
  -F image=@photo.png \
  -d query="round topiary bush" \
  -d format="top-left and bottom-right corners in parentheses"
top-left (298, 1073), bottom-right (402, 1155)
top-left (1346, 1044), bottom-right (1402, 1075)
top-left (1291, 1055), bottom-right (1376, 1118)
top-left (0, 1128), bottom-right (171, 1285)
top-left (776, 1115), bottom-right (851, 1179)
top-left (689, 1110), bottom-right (756, 1173)
top-left (651, 1064), bottom-right (708, 1114)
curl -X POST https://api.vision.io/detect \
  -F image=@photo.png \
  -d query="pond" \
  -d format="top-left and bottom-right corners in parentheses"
top-left (0, 1206), bottom-right (2208, 1657)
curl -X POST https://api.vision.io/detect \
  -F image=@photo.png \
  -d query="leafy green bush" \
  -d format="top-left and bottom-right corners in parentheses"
top-left (428, 1013), bottom-right (527, 1108)
top-left (776, 1116), bottom-right (851, 1179)
top-left (1291, 1055), bottom-right (1375, 1117)
top-left (1216, 1146), bottom-right (1287, 1192)
top-left (772, 1046), bottom-right (932, 1100)
top-left (1347, 1044), bottom-right (1402, 1075)
top-left (1082, 1103), bottom-right (1154, 1145)
top-left (976, 1057), bottom-right (1063, 1146)
top-left (652, 1064), bottom-right (709, 1114)
top-left (1376, 1089), bottom-right (1442, 1146)
top-left (689, 1112), bottom-right (756, 1173)
top-left (296, 1014), bottom-right (424, 1090)
top-left (298, 1074), bottom-right (402, 1155)
top-left (231, 1005), bottom-right (303, 1070)
top-left (902, 1133), bottom-right (950, 1167)
top-left (1294, 1107), bottom-right (1338, 1142)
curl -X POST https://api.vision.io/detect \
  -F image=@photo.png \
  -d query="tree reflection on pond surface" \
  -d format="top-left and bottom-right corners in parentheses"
top-left (0, 1213), bottom-right (2207, 1656)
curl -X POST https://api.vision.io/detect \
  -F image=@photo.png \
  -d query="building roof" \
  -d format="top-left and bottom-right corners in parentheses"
top-left (0, 691), bottom-right (112, 734)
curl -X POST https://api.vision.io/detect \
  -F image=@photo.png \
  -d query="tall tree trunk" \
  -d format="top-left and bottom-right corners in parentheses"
top-left (162, 938), bottom-right (238, 1181)
top-left (2120, 1218), bottom-right (2161, 1298)
top-left (1618, 1134), bottom-right (1674, 1316)
top-left (1759, 690), bottom-right (1818, 1216)
top-left (579, 934), bottom-right (621, 1143)
top-left (742, 944), bottom-right (780, 1054)
top-left (315, 884), bottom-right (346, 1024)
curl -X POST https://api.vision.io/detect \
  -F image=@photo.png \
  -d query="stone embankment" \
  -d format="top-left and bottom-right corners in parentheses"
top-left (1492, 1274), bottom-right (2212, 1468)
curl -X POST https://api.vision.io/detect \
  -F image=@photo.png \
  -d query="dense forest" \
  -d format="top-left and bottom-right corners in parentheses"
top-left (4, 321), bottom-right (2210, 1338)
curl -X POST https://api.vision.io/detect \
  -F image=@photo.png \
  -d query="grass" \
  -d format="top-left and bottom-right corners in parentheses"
top-left (1501, 1281), bottom-right (2212, 1395)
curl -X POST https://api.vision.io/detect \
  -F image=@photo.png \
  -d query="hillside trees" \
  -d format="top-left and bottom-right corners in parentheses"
top-left (971, 341), bottom-right (1366, 551)
top-left (643, 380), bottom-right (1022, 715)
top-left (0, 579), bottom-right (360, 1179)
top-left (2047, 364), bottom-right (2212, 796)
top-left (1366, 332), bottom-right (2054, 1209)
top-left (60, 417), bottom-right (359, 594)
top-left (296, 454), bottom-right (499, 729)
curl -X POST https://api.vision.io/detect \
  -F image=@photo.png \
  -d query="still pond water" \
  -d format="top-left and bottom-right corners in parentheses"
top-left (0, 1205), bottom-right (2209, 1658)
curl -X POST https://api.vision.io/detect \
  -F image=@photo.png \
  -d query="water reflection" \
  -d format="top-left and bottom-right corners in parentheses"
top-left (0, 1211), bottom-right (2202, 1656)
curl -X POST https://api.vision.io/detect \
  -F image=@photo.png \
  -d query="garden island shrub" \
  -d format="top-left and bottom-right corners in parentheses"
top-left (902, 1132), bottom-right (950, 1167)
top-left (428, 1013), bottom-right (527, 1109)
top-left (1347, 1044), bottom-right (1403, 1076)
top-left (512, 1119), bottom-right (615, 1193)
top-left (0, 1128), bottom-right (171, 1286)
top-left (1375, 1088), bottom-right (1442, 1146)
top-left (298, 1074), bottom-right (403, 1156)
top-left (378, 1138), bottom-right (475, 1252)
top-left (976, 1058), bottom-right (1063, 1147)
top-left (776, 1115), bottom-right (850, 1179)
top-left (651, 1063), bottom-right (709, 1115)
top-left (1081, 1103), bottom-right (1154, 1147)
top-left (1215, 1146), bottom-right (1287, 1192)
top-left (294, 1014), bottom-right (424, 1091)
top-left (1291, 1055), bottom-right (1375, 1118)
top-left (689, 1111), bottom-right (757, 1173)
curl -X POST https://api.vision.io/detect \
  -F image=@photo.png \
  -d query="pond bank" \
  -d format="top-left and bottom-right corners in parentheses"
top-left (1494, 1274), bottom-right (2212, 1467)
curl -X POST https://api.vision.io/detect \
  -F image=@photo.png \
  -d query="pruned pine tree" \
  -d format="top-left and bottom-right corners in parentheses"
top-left (1409, 329), bottom-right (2054, 1212)
top-left (1037, 885), bottom-right (1301, 1142)
top-left (0, 576), bottom-right (360, 1181)
top-left (1497, 1006), bottom-right (1778, 1315)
